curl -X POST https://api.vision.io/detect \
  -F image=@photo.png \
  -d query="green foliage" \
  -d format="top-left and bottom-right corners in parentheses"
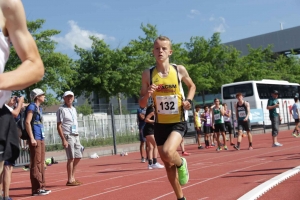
top-left (185, 33), bottom-right (241, 103)
top-left (76, 100), bottom-right (93, 116)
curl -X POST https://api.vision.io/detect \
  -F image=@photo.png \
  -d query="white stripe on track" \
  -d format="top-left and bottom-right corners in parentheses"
top-left (238, 165), bottom-right (300, 200)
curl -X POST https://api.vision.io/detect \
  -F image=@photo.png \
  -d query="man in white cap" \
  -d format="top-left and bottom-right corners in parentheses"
top-left (56, 91), bottom-right (82, 186)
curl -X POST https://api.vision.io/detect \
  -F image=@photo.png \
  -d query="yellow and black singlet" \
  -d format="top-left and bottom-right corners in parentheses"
top-left (150, 64), bottom-right (186, 124)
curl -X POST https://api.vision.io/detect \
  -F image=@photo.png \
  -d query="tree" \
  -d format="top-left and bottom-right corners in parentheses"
top-left (236, 45), bottom-right (275, 82)
top-left (185, 33), bottom-right (241, 105)
top-left (5, 19), bottom-right (77, 105)
top-left (74, 24), bottom-right (159, 102)
top-left (76, 100), bottom-right (93, 116)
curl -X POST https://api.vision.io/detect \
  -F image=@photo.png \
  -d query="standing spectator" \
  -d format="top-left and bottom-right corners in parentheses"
top-left (0, 96), bottom-right (24, 200)
top-left (0, 0), bottom-right (44, 181)
top-left (137, 107), bottom-right (147, 162)
top-left (212, 99), bottom-right (228, 151)
top-left (194, 105), bottom-right (204, 149)
top-left (143, 104), bottom-right (164, 169)
top-left (290, 95), bottom-right (300, 137)
top-left (201, 105), bottom-right (213, 148)
top-left (267, 90), bottom-right (282, 147)
top-left (234, 93), bottom-right (253, 150)
top-left (57, 91), bottom-right (83, 186)
top-left (223, 103), bottom-right (235, 146)
top-left (26, 89), bottom-right (51, 196)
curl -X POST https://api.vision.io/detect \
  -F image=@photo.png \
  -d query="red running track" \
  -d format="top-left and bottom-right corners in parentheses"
top-left (8, 130), bottom-right (300, 200)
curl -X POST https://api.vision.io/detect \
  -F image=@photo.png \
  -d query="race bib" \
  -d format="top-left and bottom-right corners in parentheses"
top-left (239, 111), bottom-right (246, 118)
top-left (224, 116), bottom-right (230, 121)
top-left (71, 124), bottom-right (77, 134)
top-left (206, 118), bottom-right (211, 124)
top-left (214, 114), bottom-right (220, 120)
top-left (276, 108), bottom-right (279, 114)
top-left (155, 95), bottom-right (179, 114)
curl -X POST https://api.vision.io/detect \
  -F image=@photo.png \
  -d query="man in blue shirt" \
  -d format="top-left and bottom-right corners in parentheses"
top-left (290, 94), bottom-right (300, 137)
top-left (267, 90), bottom-right (282, 147)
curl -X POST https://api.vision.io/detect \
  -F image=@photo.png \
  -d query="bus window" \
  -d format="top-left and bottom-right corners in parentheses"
top-left (223, 83), bottom-right (253, 99)
top-left (257, 84), bottom-right (300, 99)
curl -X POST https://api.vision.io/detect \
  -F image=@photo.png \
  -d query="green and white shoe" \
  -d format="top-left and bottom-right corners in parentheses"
top-left (177, 157), bottom-right (189, 186)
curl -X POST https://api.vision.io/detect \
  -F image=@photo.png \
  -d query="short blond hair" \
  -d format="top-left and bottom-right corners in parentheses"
top-left (154, 36), bottom-right (172, 49)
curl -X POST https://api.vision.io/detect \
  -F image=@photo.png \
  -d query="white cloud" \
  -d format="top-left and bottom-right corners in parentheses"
top-left (52, 20), bottom-right (115, 50)
top-left (214, 24), bottom-right (226, 33)
top-left (190, 9), bottom-right (200, 15)
top-left (187, 9), bottom-right (200, 18)
top-left (212, 16), bottom-right (228, 33)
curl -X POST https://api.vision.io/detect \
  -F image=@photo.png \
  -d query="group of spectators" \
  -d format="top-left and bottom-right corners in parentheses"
top-left (0, 90), bottom-right (83, 199)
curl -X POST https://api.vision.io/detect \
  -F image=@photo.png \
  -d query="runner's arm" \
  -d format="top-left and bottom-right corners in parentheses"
top-left (0, 0), bottom-right (44, 90)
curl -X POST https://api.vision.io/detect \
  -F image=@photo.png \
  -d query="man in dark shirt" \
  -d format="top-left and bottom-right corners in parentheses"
top-left (267, 90), bottom-right (282, 147)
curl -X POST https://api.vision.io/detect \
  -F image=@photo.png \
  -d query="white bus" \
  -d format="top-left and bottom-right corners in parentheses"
top-left (221, 79), bottom-right (300, 125)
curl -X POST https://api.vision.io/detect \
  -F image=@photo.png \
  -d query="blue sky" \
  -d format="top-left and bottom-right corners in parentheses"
top-left (23, 0), bottom-right (300, 58)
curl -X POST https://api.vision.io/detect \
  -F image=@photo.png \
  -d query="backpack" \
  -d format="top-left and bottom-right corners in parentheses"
top-left (16, 105), bottom-right (39, 140)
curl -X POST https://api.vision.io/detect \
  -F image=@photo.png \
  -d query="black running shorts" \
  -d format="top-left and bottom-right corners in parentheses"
top-left (154, 122), bottom-right (187, 146)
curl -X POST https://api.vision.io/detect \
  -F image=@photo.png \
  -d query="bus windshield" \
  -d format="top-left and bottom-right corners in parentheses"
top-left (223, 83), bottom-right (253, 99)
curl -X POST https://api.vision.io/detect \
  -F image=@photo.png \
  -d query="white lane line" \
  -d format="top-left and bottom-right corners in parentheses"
top-left (104, 185), bottom-right (122, 190)
top-left (152, 161), bottom-right (271, 200)
top-left (238, 165), bottom-right (300, 200)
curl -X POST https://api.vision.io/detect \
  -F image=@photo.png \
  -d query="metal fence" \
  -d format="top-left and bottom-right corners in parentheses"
top-left (43, 113), bottom-right (139, 146)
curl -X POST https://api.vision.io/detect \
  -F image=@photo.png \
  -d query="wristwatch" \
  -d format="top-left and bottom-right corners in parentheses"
top-left (186, 99), bottom-right (192, 104)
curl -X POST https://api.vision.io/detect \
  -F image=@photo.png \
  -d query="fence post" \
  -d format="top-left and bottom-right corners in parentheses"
top-left (230, 102), bottom-right (237, 137)
top-left (110, 104), bottom-right (117, 155)
top-left (261, 101), bottom-right (266, 133)
top-left (285, 101), bottom-right (290, 130)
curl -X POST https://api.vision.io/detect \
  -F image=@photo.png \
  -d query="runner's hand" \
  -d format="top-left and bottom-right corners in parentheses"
top-left (183, 100), bottom-right (191, 110)
top-left (147, 84), bottom-right (158, 97)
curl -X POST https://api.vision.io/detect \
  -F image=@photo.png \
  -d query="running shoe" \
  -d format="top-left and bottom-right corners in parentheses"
top-left (141, 158), bottom-right (146, 163)
top-left (177, 158), bottom-right (189, 186)
top-left (272, 142), bottom-right (283, 147)
top-left (292, 132), bottom-right (297, 137)
top-left (182, 151), bottom-right (190, 156)
top-left (216, 146), bottom-right (222, 152)
top-left (224, 145), bottom-right (228, 150)
top-left (205, 146), bottom-right (209, 149)
top-left (234, 145), bottom-right (240, 150)
top-left (198, 146), bottom-right (204, 149)
top-left (248, 146), bottom-right (253, 150)
top-left (148, 165), bottom-right (153, 170)
top-left (32, 190), bottom-right (50, 196)
top-left (211, 143), bottom-right (215, 146)
top-left (151, 162), bottom-right (164, 169)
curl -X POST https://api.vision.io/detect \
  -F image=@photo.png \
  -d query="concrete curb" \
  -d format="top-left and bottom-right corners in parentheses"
top-left (238, 165), bottom-right (300, 200)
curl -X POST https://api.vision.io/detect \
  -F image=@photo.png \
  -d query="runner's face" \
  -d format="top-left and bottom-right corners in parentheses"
top-left (153, 40), bottom-right (172, 61)
top-left (237, 95), bottom-right (243, 101)
top-left (214, 100), bottom-right (220, 105)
